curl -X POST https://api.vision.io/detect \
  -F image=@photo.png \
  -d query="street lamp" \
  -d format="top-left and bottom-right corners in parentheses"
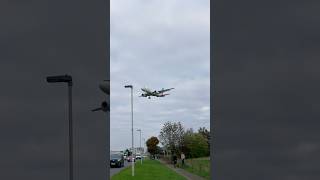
top-left (46, 75), bottom-right (74, 180)
top-left (143, 138), bottom-right (146, 154)
top-left (137, 129), bottom-right (142, 164)
top-left (124, 84), bottom-right (134, 176)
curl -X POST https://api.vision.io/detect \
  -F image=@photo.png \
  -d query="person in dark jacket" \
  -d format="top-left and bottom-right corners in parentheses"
top-left (172, 154), bottom-right (178, 168)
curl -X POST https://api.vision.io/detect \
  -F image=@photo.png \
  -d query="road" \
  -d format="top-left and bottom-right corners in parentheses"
top-left (110, 161), bottom-right (131, 177)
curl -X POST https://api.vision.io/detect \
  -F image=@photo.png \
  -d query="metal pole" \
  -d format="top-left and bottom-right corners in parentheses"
top-left (68, 82), bottom-right (73, 180)
top-left (131, 87), bottom-right (134, 176)
top-left (140, 130), bottom-right (142, 164)
top-left (143, 138), bottom-right (145, 154)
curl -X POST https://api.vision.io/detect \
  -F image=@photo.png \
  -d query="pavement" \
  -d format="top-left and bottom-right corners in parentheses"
top-left (159, 159), bottom-right (205, 180)
top-left (110, 161), bottom-right (132, 177)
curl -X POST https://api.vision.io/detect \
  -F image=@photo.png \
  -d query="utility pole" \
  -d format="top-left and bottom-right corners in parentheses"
top-left (46, 75), bottom-right (73, 180)
top-left (125, 85), bottom-right (134, 176)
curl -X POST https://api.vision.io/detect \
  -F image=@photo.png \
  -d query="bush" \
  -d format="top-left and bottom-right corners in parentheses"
top-left (183, 133), bottom-right (209, 158)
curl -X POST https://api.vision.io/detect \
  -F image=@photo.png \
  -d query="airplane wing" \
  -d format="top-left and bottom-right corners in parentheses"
top-left (158, 88), bottom-right (174, 93)
top-left (99, 80), bottom-right (110, 94)
top-left (92, 101), bottom-right (109, 112)
top-left (141, 88), bottom-right (149, 93)
top-left (91, 107), bottom-right (102, 112)
top-left (157, 93), bottom-right (170, 97)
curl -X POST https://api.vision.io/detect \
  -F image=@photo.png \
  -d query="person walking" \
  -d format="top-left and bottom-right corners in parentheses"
top-left (172, 153), bottom-right (178, 168)
top-left (181, 152), bottom-right (185, 167)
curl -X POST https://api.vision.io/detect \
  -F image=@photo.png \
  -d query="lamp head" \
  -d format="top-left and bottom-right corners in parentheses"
top-left (124, 85), bottom-right (133, 88)
top-left (46, 75), bottom-right (72, 85)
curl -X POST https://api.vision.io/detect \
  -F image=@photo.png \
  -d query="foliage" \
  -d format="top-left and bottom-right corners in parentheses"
top-left (124, 149), bottom-right (132, 156)
top-left (146, 136), bottom-right (159, 155)
top-left (198, 127), bottom-right (211, 149)
top-left (159, 121), bottom-right (184, 154)
top-left (158, 122), bottom-right (211, 159)
top-left (155, 146), bottom-right (164, 155)
top-left (183, 132), bottom-right (209, 158)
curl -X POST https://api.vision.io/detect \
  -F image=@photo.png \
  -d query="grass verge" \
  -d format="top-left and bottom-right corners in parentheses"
top-left (180, 157), bottom-right (210, 179)
top-left (111, 160), bottom-right (186, 180)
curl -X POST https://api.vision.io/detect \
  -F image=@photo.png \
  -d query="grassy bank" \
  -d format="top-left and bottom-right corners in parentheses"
top-left (181, 157), bottom-right (210, 179)
top-left (111, 160), bottom-right (186, 180)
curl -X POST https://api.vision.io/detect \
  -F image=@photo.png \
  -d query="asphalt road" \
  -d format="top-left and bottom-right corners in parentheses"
top-left (110, 161), bottom-right (132, 177)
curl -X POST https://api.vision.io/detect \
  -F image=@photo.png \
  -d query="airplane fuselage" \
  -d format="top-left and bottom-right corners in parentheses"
top-left (140, 87), bottom-right (173, 98)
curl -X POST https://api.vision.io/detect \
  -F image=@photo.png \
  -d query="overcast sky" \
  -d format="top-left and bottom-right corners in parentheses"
top-left (110, 0), bottom-right (210, 151)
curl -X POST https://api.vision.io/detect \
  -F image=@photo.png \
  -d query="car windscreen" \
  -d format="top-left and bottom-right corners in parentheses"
top-left (110, 154), bottom-right (121, 159)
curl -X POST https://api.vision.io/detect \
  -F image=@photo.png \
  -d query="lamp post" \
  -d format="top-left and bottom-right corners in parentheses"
top-left (143, 138), bottom-right (146, 154)
top-left (46, 75), bottom-right (73, 180)
top-left (124, 85), bottom-right (134, 176)
top-left (137, 129), bottom-right (142, 164)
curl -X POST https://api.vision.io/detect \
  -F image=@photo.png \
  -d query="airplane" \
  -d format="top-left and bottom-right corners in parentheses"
top-left (140, 87), bottom-right (174, 99)
top-left (92, 80), bottom-right (110, 112)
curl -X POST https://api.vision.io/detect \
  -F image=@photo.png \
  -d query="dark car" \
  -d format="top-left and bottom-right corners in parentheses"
top-left (110, 154), bottom-right (124, 168)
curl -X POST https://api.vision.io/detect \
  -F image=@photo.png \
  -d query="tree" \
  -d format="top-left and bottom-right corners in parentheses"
top-left (155, 146), bottom-right (163, 155)
top-left (146, 136), bottom-right (159, 156)
top-left (198, 127), bottom-right (210, 148)
top-left (181, 128), bottom-right (193, 155)
top-left (124, 149), bottom-right (132, 156)
top-left (183, 132), bottom-right (209, 158)
top-left (159, 121), bottom-right (185, 154)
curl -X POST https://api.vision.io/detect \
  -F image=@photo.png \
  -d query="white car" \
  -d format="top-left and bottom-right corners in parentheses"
top-left (135, 154), bottom-right (142, 160)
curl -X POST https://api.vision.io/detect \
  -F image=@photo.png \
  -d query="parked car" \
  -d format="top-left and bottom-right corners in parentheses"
top-left (110, 154), bottom-right (124, 168)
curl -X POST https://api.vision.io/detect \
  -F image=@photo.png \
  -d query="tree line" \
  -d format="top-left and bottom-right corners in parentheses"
top-left (146, 121), bottom-right (211, 159)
